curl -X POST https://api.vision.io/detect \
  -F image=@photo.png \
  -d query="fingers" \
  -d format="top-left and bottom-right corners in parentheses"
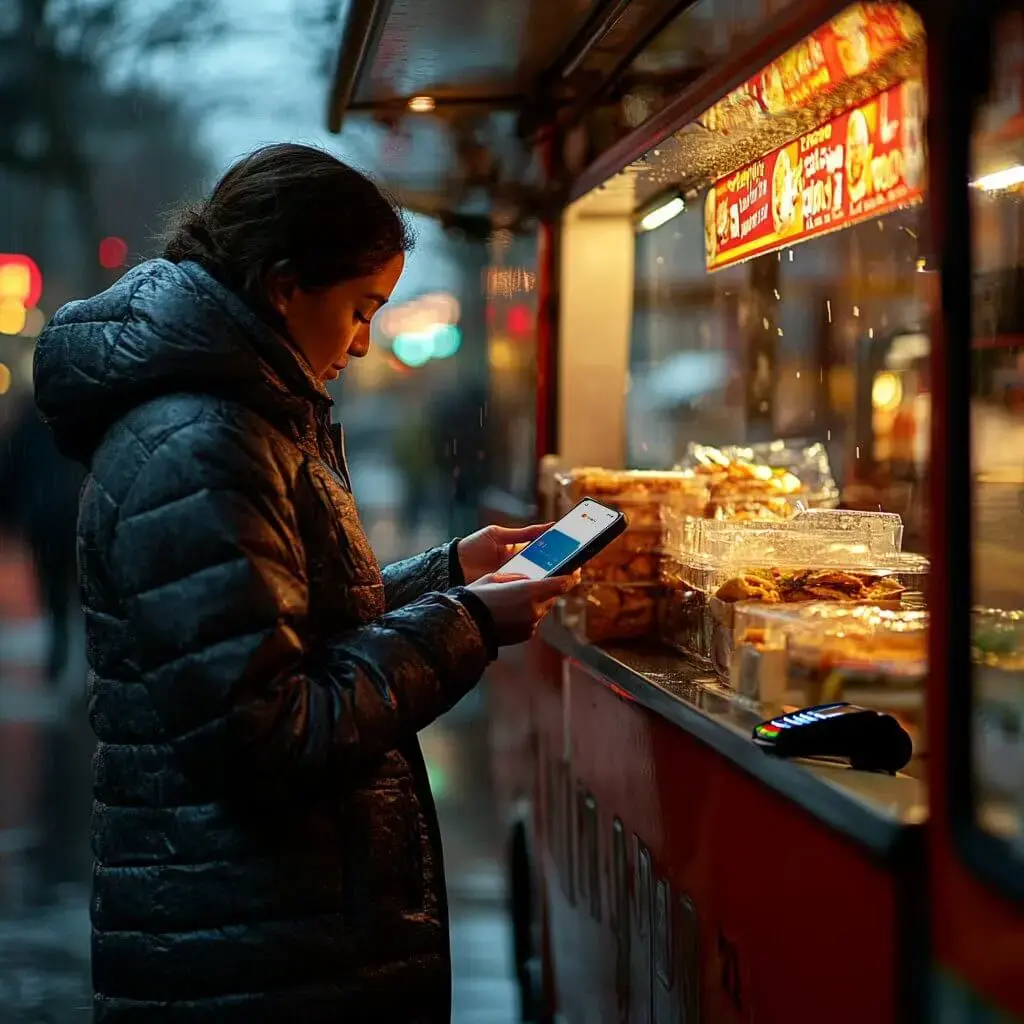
top-left (489, 523), bottom-right (554, 544)
top-left (478, 572), bottom-right (530, 585)
top-left (523, 571), bottom-right (580, 597)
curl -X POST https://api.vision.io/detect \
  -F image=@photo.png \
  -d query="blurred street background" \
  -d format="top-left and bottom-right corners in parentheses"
top-left (0, 0), bottom-right (537, 1019)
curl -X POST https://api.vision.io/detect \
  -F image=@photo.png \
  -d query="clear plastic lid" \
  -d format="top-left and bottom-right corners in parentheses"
top-left (787, 509), bottom-right (904, 551)
top-left (666, 508), bottom-right (909, 564)
top-left (662, 507), bottom-right (930, 604)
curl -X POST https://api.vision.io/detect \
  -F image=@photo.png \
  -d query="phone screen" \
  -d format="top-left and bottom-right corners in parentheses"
top-left (500, 499), bottom-right (622, 580)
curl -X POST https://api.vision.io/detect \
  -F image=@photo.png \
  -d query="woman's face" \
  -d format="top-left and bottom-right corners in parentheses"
top-left (272, 253), bottom-right (405, 382)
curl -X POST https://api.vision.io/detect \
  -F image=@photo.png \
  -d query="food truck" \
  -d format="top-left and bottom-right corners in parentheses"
top-left (325, 0), bottom-right (1024, 1019)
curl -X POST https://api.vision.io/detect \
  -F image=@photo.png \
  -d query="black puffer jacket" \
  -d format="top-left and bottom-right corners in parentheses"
top-left (34, 260), bottom-right (495, 1023)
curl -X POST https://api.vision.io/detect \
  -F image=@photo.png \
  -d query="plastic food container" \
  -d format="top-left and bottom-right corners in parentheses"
top-left (554, 463), bottom-right (844, 641)
top-left (660, 510), bottom-right (929, 672)
top-left (665, 508), bottom-right (907, 563)
top-left (555, 468), bottom-right (708, 587)
top-left (675, 438), bottom-right (839, 518)
top-left (559, 583), bottom-right (663, 644)
top-left (555, 468), bottom-right (708, 524)
top-left (732, 601), bottom-right (929, 751)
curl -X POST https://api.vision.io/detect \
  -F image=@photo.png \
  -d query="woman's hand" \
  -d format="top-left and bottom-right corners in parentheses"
top-left (457, 523), bottom-right (554, 584)
top-left (467, 572), bottom-right (580, 646)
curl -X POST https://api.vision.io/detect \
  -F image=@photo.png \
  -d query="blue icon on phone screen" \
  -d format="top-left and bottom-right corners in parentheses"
top-left (520, 529), bottom-right (579, 572)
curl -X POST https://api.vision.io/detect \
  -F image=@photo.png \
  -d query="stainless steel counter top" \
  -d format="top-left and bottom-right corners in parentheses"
top-left (540, 618), bottom-right (927, 862)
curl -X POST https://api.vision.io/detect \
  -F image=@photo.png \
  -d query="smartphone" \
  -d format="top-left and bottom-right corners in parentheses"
top-left (498, 499), bottom-right (628, 580)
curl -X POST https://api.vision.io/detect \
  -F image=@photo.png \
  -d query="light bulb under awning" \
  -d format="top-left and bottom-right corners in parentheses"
top-left (639, 196), bottom-right (685, 232)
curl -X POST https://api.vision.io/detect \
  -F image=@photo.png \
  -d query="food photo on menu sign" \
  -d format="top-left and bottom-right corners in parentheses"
top-left (704, 78), bottom-right (925, 272)
top-left (702, 3), bottom-right (922, 134)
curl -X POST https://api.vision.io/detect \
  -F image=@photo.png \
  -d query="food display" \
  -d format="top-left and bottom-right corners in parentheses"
top-left (554, 468), bottom-right (706, 641)
top-left (553, 450), bottom-right (841, 642)
top-left (660, 509), bottom-right (928, 676)
top-left (714, 567), bottom-right (908, 605)
top-left (677, 440), bottom-right (839, 520)
top-left (731, 602), bottom-right (928, 750)
top-left (670, 508), bottom-right (905, 561)
top-left (555, 467), bottom-right (707, 528)
top-left (561, 583), bottom-right (663, 644)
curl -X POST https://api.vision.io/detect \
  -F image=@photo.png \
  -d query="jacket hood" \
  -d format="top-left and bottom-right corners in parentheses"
top-left (34, 259), bottom-right (332, 465)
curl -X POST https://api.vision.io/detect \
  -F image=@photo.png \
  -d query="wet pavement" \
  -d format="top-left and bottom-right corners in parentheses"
top-left (0, 523), bottom-right (518, 1024)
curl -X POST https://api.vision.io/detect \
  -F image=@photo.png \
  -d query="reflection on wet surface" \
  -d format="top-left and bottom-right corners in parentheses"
top-left (0, 542), bottom-right (91, 1022)
top-left (0, 526), bottom-right (517, 1023)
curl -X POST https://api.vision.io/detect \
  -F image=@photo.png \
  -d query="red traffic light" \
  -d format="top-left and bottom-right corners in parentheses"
top-left (506, 304), bottom-right (532, 336)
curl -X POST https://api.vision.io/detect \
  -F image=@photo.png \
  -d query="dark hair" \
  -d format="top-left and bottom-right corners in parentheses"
top-left (164, 143), bottom-right (413, 308)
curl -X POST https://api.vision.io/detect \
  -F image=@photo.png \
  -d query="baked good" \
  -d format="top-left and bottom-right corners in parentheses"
top-left (579, 584), bottom-right (660, 642)
top-left (713, 568), bottom-right (906, 606)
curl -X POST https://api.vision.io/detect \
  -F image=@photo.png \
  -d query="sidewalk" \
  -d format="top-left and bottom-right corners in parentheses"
top-left (0, 537), bottom-right (91, 1023)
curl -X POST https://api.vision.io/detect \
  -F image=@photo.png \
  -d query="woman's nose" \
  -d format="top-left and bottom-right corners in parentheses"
top-left (349, 333), bottom-right (371, 359)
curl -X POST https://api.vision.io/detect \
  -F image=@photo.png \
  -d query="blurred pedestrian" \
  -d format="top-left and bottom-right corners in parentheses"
top-left (0, 395), bottom-right (84, 688)
top-left (33, 142), bottom-right (575, 1024)
top-left (393, 411), bottom-right (438, 533)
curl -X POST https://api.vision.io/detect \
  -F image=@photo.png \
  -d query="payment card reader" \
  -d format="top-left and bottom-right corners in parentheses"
top-left (753, 702), bottom-right (913, 774)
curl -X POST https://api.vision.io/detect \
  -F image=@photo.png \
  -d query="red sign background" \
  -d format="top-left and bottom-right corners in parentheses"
top-left (705, 79), bottom-right (926, 272)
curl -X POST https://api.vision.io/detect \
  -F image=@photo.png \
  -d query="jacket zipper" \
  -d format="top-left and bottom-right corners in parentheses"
top-left (321, 416), bottom-right (352, 492)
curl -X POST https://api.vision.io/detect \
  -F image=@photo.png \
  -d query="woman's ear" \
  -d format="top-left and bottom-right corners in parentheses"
top-left (265, 261), bottom-right (297, 316)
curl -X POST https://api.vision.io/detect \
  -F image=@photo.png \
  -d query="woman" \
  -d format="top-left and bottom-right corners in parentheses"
top-left (33, 143), bottom-right (575, 1023)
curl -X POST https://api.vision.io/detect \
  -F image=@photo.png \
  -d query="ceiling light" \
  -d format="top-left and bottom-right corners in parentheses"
top-left (971, 165), bottom-right (1024, 191)
top-left (639, 195), bottom-right (685, 232)
top-left (407, 95), bottom-right (436, 114)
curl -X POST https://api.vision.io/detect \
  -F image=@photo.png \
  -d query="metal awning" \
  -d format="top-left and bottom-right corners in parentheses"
top-left (325, 0), bottom-right (700, 226)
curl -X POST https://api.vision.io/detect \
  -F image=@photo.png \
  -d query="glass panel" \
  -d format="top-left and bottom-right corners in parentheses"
top-left (970, 7), bottom-right (1024, 853)
top-left (560, 4), bottom-right (930, 798)
top-left (623, 5), bottom-right (931, 552)
top-left (631, 202), bottom-right (930, 554)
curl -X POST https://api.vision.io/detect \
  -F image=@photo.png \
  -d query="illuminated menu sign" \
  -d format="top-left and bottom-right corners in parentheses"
top-left (704, 79), bottom-right (925, 272)
top-left (703, 3), bottom-right (922, 133)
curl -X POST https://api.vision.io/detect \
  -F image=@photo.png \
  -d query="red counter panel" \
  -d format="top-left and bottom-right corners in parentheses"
top-left (491, 639), bottom-right (909, 1024)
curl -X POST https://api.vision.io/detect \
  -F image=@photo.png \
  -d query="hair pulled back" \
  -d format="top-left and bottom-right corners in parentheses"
top-left (164, 143), bottom-right (413, 310)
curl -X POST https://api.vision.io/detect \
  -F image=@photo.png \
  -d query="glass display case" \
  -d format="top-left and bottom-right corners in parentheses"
top-left (555, 0), bottom-right (933, 773)
top-left (968, 7), bottom-right (1024, 860)
top-left (563, 1), bottom-right (930, 547)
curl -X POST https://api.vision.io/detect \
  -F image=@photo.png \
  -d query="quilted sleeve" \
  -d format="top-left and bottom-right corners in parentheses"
top-left (381, 541), bottom-right (463, 609)
top-left (110, 413), bottom-right (489, 804)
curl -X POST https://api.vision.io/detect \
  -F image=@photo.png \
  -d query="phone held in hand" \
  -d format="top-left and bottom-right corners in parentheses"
top-left (499, 499), bottom-right (628, 580)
